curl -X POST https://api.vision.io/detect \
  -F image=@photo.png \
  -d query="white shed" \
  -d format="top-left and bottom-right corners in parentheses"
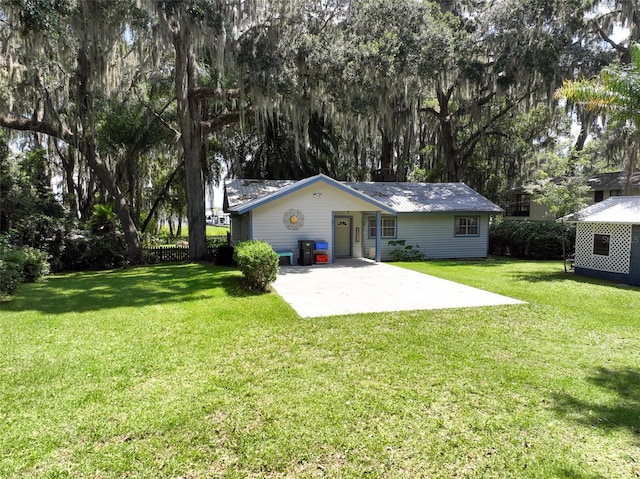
top-left (564, 196), bottom-right (640, 286)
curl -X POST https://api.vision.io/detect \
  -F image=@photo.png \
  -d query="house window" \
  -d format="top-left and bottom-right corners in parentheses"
top-left (594, 190), bottom-right (604, 202)
top-left (455, 216), bottom-right (480, 236)
top-left (593, 234), bottom-right (610, 256)
top-left (506, 193), bottom-right (531, 217)
top-left (368, 216), bottom-right (397, 238)
top-left (610, 190), bottom-right (621, 197)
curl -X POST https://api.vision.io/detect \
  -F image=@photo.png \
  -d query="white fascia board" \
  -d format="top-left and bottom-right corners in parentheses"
top-left (230, 174), bottom-right (396, 215)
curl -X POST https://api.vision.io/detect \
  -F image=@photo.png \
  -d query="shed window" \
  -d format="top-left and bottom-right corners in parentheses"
top-left (593, 234), bottom-right (610, 256)
top-left (455, 216), bottom-right (480, 236)
top-left (368, 216), bottom-right (397, 238)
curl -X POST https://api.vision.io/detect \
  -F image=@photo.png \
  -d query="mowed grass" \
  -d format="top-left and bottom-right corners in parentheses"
top-left (158, 224), bottom-right (229, 239)
top-left (0, 258), bottom-right (639, 478)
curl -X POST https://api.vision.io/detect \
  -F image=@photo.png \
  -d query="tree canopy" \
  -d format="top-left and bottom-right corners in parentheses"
top-left (556, 43), bottom-right (640, 194)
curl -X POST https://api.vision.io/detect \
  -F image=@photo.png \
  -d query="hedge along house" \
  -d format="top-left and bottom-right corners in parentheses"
top-left (223, 174), bottom-right (503, 264)
top-left (563, 196), bottom-right (640, 286)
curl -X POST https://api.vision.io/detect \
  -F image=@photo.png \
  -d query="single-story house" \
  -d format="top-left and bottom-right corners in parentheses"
top-left (563, 196), bottom-right (640, 286)
top-left (505, 170), bottom-right (640, 221)
top-left (223, 174), bottom-right (503, 264)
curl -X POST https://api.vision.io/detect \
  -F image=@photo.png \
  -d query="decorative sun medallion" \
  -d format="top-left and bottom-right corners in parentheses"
top-left (283, 208), bottom-right (304, 230)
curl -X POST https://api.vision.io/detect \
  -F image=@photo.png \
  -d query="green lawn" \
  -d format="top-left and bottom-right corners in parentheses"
top-left (158, 224), bottom-right (230, 239)
top-left (1, 258), bottom-right (639, 478)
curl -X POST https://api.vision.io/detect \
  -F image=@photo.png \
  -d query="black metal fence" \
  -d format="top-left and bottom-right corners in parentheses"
top-left (143, 246), bottom-right (220, 264)
top-left (142, 235), bottom-right (232, 264)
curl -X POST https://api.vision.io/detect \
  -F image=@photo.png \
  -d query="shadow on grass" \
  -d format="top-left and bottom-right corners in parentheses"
top-left (508, 270), bottom-right (588, 284)
top-left (554, 468), bottom-right (608, 479)
top-left (553, 367), bottom-right (640, 437)
top-left (2, 263), bottom-right (267, 315)
top-left (422, 256), bottom-right (518, 268)
top-left (409, 256), bottom-right (569, 274)
top-left (510, 269), bottom-right (640, 291)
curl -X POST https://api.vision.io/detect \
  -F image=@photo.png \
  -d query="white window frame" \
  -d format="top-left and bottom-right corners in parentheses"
top-left (455, 216), bottom-right (480, 237)
top-left (368, 216), bottom-right (397, 239)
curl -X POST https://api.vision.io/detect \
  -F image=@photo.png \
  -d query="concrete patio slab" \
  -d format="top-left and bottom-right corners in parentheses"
top-left (272, 259), bottom-right (525, 318)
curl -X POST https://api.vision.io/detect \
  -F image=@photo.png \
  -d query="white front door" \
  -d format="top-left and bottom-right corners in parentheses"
top-left (334, 216), bottom-right (352, 258)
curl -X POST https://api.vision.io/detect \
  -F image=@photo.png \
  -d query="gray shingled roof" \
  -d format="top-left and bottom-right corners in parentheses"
top-left (563, 196), bottom-right (640, 224)
top-left (344, 182), bottom-right (503, 213)
top-left (587, 170), bottom-right (640, 190)
top-left (224, 177), bottom-right (503, 214)
top-left (224, 179), bottom-right (296, 210)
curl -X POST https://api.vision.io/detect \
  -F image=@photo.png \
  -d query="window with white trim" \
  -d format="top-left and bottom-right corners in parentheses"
top-left (368, 216), bottom-right (397, 238)
top-left (455, 216), bottom-right (480, 236)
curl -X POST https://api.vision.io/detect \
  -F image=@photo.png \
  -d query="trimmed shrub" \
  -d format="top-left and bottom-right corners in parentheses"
top-left (234, 240), bottom-right (278, 291)
top-left (490, 220), bottom-right (575, 260)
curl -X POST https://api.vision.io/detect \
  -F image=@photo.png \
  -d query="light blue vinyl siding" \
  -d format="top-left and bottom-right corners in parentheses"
top-left (241, 182), bottom-right (380, 263)
top-left (230, 214), bottom-right (250, 243)
top-left (364, 213), bottom-right (491, 260)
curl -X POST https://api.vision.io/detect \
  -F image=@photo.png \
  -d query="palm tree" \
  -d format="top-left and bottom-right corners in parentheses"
top-left (556, 43), bottom-right (640, 194)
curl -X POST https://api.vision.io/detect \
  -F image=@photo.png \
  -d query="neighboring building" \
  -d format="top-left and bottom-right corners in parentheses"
top-left (563, 196), bottom-right (640, 286)
top-left (505, 170), bottom-right (640, 221)
top-left (206, 211), bottom-right (230, 226)
top-left (223, 174), bottom-right (503, 264)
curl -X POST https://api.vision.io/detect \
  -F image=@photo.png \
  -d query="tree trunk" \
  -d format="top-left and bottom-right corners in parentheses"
top-left (573, 111), bottom-right (592, 152)
top-left (441, 117), bottom-right (457, 182)
top-left (625, 133), bottom-right (639, 196)
top-left (427, 87), bottom-right (459, 182)
top-left (436, 88), bottom-right (458, 182)
top-left (54, 141), bottom-right (80, 217)
top-left (380, 129), bottom-right (393, 172)
top-left (125, 151), bottom-right (139, 226)
top-left (170, 7), bottom-right (208, 261)
top-left (141, 160), bottom-right (185, 234)
top-left (80, 137), bottom-right (143, 264)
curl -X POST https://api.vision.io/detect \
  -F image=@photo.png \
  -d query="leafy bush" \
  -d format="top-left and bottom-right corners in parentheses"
top-left (80, 235), bottom-right (127, 270)
top-left (0, 243), bottom-right (50, 299)
top-left (0, 247), bottom-right (24, 299)
top-left (234, 240), bottom-right (278, 291)
top-left (60, 233), bottom-right (127, 271)
top-left (207, 235), bottom-right (230, 247)
top-left (1, 145), bottom-right (69, 271)
top-left (9, 214), bottom-right (66, 269)
top-left (18, 246), bottom-right (50, 282)
top-left (89, 203), bottom-right (117, 235)
top-left (490, 220), bottom-right (575, 260)
top-left (388, 239), bottom-right (425, 261)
